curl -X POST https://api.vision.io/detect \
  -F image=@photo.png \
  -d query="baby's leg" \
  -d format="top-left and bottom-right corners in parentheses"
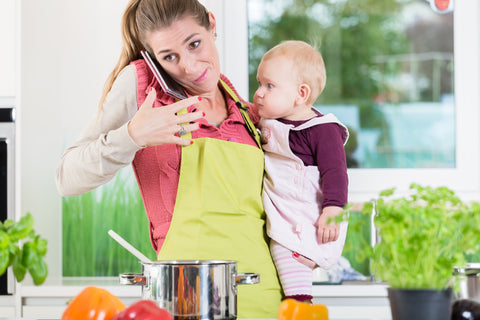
top-left (270, 239), bottom-right (313, 302)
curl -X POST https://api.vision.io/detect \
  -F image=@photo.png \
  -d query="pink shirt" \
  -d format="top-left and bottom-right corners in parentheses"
top-left (131, 60), bottom-right (260, 252)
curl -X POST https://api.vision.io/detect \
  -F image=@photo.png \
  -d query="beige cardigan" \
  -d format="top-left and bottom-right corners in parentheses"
top-left (55, 65), bottom-right (141, 196)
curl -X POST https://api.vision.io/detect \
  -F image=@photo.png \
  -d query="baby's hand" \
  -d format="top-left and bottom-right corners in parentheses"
top-left (317, 222), bottom-right (340, 244)
top-left (316, 206), bottom-right (343, 244)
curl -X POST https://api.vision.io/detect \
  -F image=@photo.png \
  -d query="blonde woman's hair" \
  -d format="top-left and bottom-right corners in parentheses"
top-left (261, 40), bottom-right (326, 106)
top-left (98, 0), bottom-right (210, 112)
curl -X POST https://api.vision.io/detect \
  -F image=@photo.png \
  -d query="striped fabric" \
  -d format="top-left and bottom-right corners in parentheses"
top-left (270, 239), bottom-right (313, 296)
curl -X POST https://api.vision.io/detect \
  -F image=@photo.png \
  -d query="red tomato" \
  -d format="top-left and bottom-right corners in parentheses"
top-left (113, 300), bottom-right (173, 320)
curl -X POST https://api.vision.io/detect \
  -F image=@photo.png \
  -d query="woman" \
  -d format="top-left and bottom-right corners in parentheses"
top-left (55, 0), bottom-right (282, 317)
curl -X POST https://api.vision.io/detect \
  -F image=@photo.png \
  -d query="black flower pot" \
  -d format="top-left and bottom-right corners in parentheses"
top-left (387, 287), bottom-right (453, 320)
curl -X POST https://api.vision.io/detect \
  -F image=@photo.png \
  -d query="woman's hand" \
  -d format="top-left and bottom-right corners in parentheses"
top-left (128, 88), bottom-right (204, 147)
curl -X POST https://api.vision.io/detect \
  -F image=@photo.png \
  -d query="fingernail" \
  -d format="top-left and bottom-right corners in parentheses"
top-left (202, 112), bottom-right (206, 117)
top-left (190, 140), bottom-right (194, 145)
top-left (198, 96), bottom-right (202, 101)
top-left (149, 87), bottom-right (154, 93)
top-left (293, 252), bottom-right (300, 258)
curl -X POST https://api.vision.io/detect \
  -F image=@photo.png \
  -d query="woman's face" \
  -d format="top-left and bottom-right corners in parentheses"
top-left (147, 13), bottom-right (220, 97)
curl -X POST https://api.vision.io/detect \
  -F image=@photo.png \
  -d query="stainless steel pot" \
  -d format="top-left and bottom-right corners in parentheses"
top-left (120, 260), bottom-right (260, 320)
top-left (454, 263), bottom-right (480, 301)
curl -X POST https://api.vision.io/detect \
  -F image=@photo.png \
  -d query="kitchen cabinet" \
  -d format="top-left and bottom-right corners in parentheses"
top-left (18, 277), bottom-right (140, 318)
top-left (313, 282), bottom-right (391, 319)
top-left (12, 278), bottom-right (391, 319)
top-left (0, 295), bottom-right (15, 317)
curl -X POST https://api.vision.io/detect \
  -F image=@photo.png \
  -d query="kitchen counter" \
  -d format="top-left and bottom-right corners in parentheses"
top-left (9, 277), bottom-right (391, 319)
top-left (20, 278), bottom-right (389, 298)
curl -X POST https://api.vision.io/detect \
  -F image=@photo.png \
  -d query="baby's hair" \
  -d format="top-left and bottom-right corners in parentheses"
top-left (262, 40), bottom-right (326, 105)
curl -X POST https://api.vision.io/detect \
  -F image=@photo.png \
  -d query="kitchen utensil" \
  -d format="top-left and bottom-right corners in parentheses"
top-left (119, 260), bottom-right (260, 320)
top-left (454, 263), bottom-right (480, 301)
top-left (108, 229), bottom-right (152, 264)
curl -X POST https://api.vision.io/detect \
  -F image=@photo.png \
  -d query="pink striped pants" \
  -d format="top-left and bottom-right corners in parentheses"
top-left (270, 239), bottom-right (313, 296)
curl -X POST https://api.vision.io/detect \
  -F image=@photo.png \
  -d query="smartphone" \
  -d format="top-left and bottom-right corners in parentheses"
top-left (140, 50), bottom-right (188, 100)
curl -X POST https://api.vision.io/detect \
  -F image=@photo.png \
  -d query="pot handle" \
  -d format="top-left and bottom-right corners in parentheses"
top-left (235, 272), bottom-right (260, 285)
top-left (119, 273), bottom-right (146, 286)
top-left (453, 268), bottom-right (480, 276)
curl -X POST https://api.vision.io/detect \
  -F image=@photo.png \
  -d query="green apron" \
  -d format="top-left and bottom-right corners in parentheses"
top-left (157, 81), bottom-right (282, 318)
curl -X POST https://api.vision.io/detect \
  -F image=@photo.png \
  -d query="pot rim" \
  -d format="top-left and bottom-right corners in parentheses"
top-left (141, 259), bottom-right (237, 266)
top-left (453, 262), bottom-right (480, 274)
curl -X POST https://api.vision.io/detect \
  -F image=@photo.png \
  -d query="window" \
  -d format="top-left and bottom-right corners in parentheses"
top-left (222, 0), bottom-right (480, 200)
top-left (249, 0), bottom-right (455, 170)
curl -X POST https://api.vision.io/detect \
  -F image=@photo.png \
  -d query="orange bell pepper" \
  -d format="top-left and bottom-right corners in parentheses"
top-left (62, 286), bottom-right (126, 320)
top-left (278, 298), bottom-right (329, 320)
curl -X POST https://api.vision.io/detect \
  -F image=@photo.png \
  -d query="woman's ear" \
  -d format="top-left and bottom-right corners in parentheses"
top-left (208, 12), bottom-right (217, 37)
top-left (295, 83), bottom-right (311, 106)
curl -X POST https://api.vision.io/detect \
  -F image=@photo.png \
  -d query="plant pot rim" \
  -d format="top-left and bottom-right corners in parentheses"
top-left (388, 287), bottom-right (453, 292)
top-left (453, 263), bottom-right (480, 274)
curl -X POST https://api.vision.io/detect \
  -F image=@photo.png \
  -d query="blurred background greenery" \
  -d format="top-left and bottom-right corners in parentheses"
top-left (62, 168), bottom-right (154, 276)
top-left (62, 176), bottom-right (478, 277)
top-left (61, 166), bottom-right (372, 277)
top-left (61, 167), bottom-right (371, 277)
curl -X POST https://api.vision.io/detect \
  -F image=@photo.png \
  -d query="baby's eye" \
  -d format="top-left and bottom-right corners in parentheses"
top-left (189, 40), bottom-right (200, 49)
top-left (267, 83), bottom-right (274, 89)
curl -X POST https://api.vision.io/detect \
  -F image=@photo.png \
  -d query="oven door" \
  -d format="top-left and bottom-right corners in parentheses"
top-left (0, 107), bottom-right (15, 295)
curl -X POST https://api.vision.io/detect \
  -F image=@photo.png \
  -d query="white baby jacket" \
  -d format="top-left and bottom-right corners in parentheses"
top-left (260, 113), bottom-right (349, 269)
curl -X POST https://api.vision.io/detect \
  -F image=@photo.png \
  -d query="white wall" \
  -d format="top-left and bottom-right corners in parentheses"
top-left (20, 0), bottom-right (129, 277)
top-left (0, 0), bottom-right (16, 97)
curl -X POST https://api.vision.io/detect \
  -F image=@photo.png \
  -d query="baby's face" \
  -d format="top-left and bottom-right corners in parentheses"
top-left (254, 56), bottom-right (300, 120)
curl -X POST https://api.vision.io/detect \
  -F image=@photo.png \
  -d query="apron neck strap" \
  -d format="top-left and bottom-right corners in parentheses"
top-left (178, 80), bottom-right (261, 147)
top-left (219, 79), bottom-right (261, 148)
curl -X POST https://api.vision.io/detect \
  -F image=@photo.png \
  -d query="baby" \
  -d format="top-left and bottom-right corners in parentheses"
top-left (254, 40), bottom-right (349, 303)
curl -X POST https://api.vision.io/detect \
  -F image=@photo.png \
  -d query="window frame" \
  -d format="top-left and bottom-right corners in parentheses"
top-left (218, 0), bottom-right (480, 201)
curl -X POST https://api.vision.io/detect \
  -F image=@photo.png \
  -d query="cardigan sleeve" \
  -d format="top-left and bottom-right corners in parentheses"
top-left (55, 65), bottom-right (142, 196)
top-left (311, 123), bottom-right (348, 208)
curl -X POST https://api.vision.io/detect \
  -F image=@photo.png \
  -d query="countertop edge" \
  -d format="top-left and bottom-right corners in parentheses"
top-left (18, 277), bottom-right (389, 298)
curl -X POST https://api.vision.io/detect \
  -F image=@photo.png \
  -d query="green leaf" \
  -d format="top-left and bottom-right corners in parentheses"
top-left (22, 241), bottom-right (40, 267)
top-left (0, 230), bottom-right (9, 249)
top-left (35, 237), bottom-right (48, 257)
top-left (29, 259), bottom-right (48, 285)
top-left (379, 187), bottom-right (395, 197)
top-left (0, 249), bottom-right (9, 275)
top-left (12, 253), bottom-right (27, 282)
top-left (3, 219), bottom-right (14, 229)
top-left (7, 213), bottom-right (34, 242)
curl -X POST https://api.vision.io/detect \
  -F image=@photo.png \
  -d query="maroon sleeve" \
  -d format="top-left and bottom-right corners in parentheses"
top-left (308, 123), bottom-right (348, 208)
